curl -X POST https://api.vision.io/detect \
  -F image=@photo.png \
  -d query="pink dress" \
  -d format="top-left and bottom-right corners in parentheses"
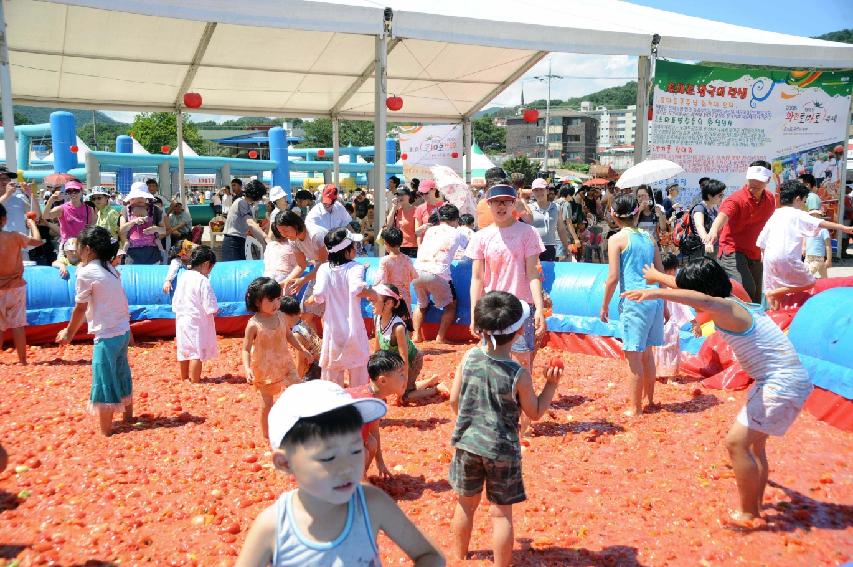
top-left (172, 270), bottom-right (219, 361)
top-left (376, 253), bottom-right (418, 307)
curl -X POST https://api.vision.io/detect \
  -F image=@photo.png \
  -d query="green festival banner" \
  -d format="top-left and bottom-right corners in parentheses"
top-left (650, 60), bottom-right (853, 220)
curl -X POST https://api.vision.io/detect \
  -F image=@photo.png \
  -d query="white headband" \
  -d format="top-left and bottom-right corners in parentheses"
top-left (328, 237), bottom-right (352, 254)
top-left (327, 230), bottom-right (363, 253)
top-left (484, 302), bottom-right (531, 348)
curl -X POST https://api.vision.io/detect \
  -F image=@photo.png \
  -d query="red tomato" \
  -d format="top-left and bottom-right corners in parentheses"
top-left (548, 356), bottom-right (565, 369)
top-left (26, 211), bottom-right (38, 220)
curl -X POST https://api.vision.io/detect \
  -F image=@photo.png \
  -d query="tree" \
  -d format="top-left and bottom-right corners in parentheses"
top-left (502, 155), bottom-right (540, 185)
top-left (130, 112), bottom-right (205, 154)
top-left (472, 117), bottom-right (505, 153)
top-left (300, 118), bottom-right (374, 148)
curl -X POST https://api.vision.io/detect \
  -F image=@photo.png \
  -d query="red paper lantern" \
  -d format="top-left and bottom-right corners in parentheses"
top-left (317, 149), bottom-right (326, 157)
top-left (400, 153), bottom-right (408, 161)
top-left (70, 145), bottom-right (79, 153)
top-left (161, 145), bottom-right (171, 154)
top-left (451, 152), bottom-right (459, 159)
top-left (248, 150), bottom-right (258, 159)
top-left (183, 92), bottom-right (203, 109)
top-left (386, 95), bottom-right (403, 111)
top-left (522, 108), bottom-right (539, 123)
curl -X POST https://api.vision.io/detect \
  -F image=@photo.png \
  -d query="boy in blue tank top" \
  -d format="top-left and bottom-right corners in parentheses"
top-left (236, 380), bottom-right (444, 566)
top-left (600, 193), bottom-right (665, 416)
top-left (449, 291), bottom-right (563, 566)
top-left (624, 258), bottom-right (813, 528)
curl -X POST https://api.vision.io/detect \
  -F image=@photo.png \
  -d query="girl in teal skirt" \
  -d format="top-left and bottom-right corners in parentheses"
top-left (57, 226), bottom-right (133, 435)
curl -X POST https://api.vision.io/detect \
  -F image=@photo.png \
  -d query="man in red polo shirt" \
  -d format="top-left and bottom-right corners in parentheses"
top-left (705, 160), bottom-right (776, 303)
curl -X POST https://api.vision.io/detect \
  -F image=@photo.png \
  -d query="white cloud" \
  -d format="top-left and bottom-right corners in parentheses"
top-left (488, 53), bottom-right (638, 108)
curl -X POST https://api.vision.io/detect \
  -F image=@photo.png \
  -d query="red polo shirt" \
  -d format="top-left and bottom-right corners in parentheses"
top-left (718, 185), bottom-right (775, 260)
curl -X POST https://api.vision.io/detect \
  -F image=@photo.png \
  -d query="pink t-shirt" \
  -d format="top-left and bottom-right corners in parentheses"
top-left (376, 253), bottom-right (418, 307)
top-left (465, 221), bottom-right (544, 304)
top-left (58, 201), bottom-right (92, 241)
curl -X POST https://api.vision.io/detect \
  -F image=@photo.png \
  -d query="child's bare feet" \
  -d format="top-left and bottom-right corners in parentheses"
top-left (721, 510), bottom-right (765, 530)
top-left (436, 383), bottom-right (450, 399)
top-left (419, 374), bottom-right (440, 389)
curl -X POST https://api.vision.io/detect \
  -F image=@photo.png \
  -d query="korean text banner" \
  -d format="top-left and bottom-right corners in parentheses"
top-left (398, 124), bottom-right (463, 181)
top-left (650, 60), bottom-right (852, 219)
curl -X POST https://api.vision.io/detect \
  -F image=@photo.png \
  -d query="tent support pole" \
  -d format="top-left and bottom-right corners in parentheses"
top-left (332, 115), bottom-right (340, 185)
top-left (0, 0), bottom-right (17, 172)
top-left (463, 118), bottom-right (472, 184)
top-left (634, 55), bottom-right (651, 165)
top-left (176, 108), bottom-right (185, 204)
top-left (373, 21), bottom-right (389, 257)
top-left (835, 96), bottom-right (852, 259)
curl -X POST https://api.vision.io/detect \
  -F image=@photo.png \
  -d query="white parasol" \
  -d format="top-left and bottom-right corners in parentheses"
top-left (615, 159), bottom-right (684, 189)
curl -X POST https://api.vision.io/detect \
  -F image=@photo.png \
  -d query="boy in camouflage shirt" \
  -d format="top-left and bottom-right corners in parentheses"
top-left (448, 291), bottom-right (562, 566)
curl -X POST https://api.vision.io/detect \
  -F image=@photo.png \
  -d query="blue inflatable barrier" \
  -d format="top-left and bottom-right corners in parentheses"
top-left (24, 260), bottom-right (626, 337)
top-left (787, 287), bottom-right (853, 400)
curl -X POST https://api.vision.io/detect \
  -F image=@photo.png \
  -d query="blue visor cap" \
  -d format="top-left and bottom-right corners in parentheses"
top-left (486, 184), bottom-right (517, 201)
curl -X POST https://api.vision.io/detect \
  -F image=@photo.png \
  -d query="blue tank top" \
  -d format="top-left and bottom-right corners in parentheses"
top-left (618, 227), bottom-right (658, 310)
top-left (272, 485), bottom-right (381, 566)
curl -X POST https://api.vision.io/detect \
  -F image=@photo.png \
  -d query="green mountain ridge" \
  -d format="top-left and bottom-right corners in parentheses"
top-left (13, 106), bottom-right (119, 126)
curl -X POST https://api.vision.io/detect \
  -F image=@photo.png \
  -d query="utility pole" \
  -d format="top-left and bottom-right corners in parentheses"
top-left (526, 59), bottom-right (562, 175)
top-left (543, 57), bottom-right (551, 172)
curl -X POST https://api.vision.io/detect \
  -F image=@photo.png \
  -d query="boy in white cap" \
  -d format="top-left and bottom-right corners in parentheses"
top-left (235, 380), bottom-right (444, 566)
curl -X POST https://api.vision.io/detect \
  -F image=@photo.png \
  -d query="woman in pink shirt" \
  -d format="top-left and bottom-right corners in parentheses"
top-left (42, 180), bottom-right (93, 246)
top-left (465, 184), bottom-right (546, 371)
top-left (385, 187), bottom-right (418, 257)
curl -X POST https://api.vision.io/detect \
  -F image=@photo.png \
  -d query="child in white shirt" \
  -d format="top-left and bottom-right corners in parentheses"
top-left (757, 180), bottom-right (852, 309)
top-left (172, 245), bottom-right (219, 382)
top-left (307, 229), bottom-right (378, 387)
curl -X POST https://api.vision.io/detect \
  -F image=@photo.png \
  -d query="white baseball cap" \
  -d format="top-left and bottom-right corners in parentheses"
top-left (745, 165), bottom-right (771, 183)
top-left (267, 380), bottom-right (387, 449)
top-left (269, 185), bottom-right (286, 202)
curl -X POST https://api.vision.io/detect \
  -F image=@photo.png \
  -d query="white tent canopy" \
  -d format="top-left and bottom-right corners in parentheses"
top-left (170, 141), bottom-right (198, 157)
top-left (6, 0), bottom-right (853, 122)
top-left (130, 137), bottom-right (150, 155)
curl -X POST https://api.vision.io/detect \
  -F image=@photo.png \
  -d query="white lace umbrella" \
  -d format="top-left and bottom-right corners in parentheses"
top-left (615, 159), bottom-right (683, 189)
top-left (430, 165), bottom-right (477, 217)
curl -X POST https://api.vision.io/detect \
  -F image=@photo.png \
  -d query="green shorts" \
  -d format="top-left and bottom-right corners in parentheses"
top-left (90, 331), bottom-right (133, 410)
top-left (449, 448), bottom-right (526, 505)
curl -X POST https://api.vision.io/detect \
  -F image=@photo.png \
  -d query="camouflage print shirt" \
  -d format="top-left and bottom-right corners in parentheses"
top-left (451, 347), bottom-right (523, 461)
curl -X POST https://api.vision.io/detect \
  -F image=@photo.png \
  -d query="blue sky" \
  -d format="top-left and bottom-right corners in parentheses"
top-left (629, 0), bottom-right (852, 37)
top-left (487, 1), bottom-right (853, 108)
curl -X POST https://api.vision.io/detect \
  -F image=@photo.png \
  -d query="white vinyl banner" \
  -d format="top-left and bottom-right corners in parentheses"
top-left (651, 60), bottom-right (853, 221)
top-left (398, 124), bottom-right (463, 182)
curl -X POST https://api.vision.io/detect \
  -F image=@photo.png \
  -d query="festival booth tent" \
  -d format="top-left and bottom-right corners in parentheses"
top-left (4, 0), bottom-right (853, 193)
top-left (170, 141), bottom-right (198, 157)
top-left (130, 137), bottom-right (150, 155)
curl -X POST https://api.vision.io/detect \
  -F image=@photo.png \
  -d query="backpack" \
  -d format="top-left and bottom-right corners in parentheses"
top-left (673, 206), bottom-right (702, 254)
